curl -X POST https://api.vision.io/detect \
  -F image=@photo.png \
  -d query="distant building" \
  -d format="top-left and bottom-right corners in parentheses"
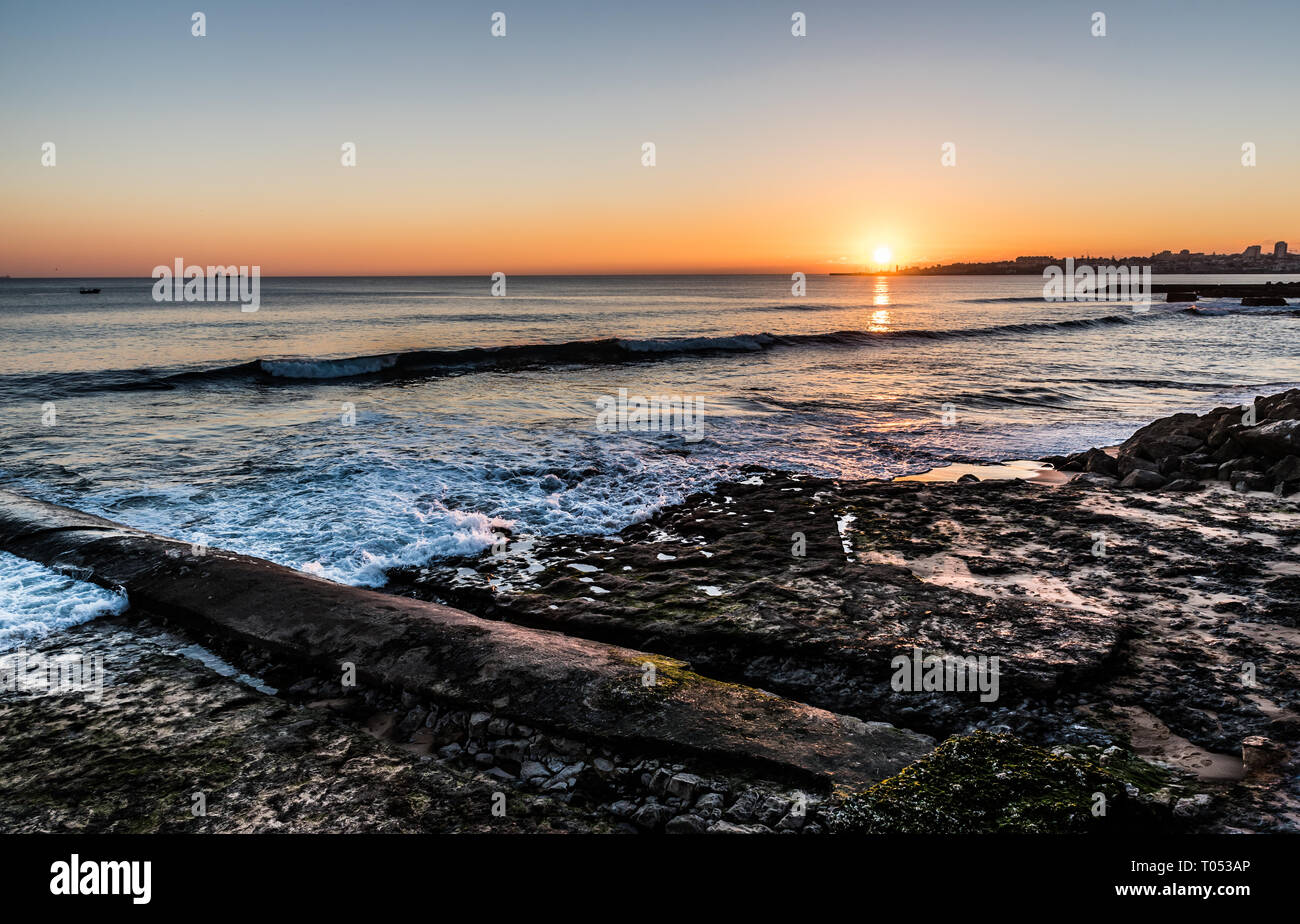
top-left (1243, 245), bottom-right (1262, 258)
top-left (1276, 241), bottom-right (1288, 257)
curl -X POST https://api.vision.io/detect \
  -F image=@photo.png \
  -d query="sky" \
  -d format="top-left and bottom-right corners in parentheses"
top-left (1, 0), bottom-right (1297, 275)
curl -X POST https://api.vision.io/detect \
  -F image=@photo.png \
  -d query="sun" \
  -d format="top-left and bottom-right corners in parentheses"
top-left (873, 245), bottom-right (893, 267)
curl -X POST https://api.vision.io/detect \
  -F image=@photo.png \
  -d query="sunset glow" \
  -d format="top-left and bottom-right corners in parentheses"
top-left (1, 2), bottom-right (1296, 276)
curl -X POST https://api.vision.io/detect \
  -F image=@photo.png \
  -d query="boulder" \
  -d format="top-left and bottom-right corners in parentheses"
top-left (1120, 412), bottom-right (1214, 463)
top-left (1083, 448), bottom-right (1119, 477)
top-left (1268, 455), bottom-right (1300, 483)
top-left (1120, 470), bottom-right (1165, 490)
top-left (665, 813), bottom-right (708, 834)
top-left (1239, 419), bottom-right (1300, 457)
top-left (1232, 472), bottom-right (1272, 493)
top-left (1071, 473), bottom-right (1117, 487)
top-left (1217, 457), bottom-right (1260, 480)
top-left (631, 803), bottom-right (675, 830)
top-left (1116, 450), bottom-right (1160, 477)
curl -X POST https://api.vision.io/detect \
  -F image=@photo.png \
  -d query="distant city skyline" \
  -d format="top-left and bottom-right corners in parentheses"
top-left (2, 0), bottom-right (1298, 276)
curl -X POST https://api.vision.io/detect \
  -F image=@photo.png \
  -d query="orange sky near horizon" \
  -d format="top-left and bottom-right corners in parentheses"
top-left (3, 2), bottom-right (1297, 277)
top-left (5, 154), bottom-right (1295, 277)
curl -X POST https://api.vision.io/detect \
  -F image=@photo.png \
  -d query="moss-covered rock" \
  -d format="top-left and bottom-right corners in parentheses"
top-left (826, 731), bottom-right (1179, 833)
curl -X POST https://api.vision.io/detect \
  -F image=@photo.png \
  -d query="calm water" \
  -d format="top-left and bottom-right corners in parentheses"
top-left (1, 274), bottom-right (1297, 643)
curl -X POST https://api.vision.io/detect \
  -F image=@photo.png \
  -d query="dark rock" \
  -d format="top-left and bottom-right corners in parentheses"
top-left (1071, 473), bottom-right (1116, 487)
top-left (1116, 450), bottom-right (1160, 477)
top-left (665, 772), bottom-right (705, 802)
top-left (665, 813), bottom-right (708, 834)
top-left (694, 792), bottom-right (725, 815)
top-left (1210, 437), bottom-right (1247, 463)
top-left (1239, 419), bottom-right (1300, 457)
top-left (1161, 479), bottom-right (1203, 492)
top-left (706, 821), bottom-right (772, 834)
top-left (1232, 472), bottom-right (1272, 492)
top-left (724, 789), bottom-right (764, 823)
top-left (631, 803), bottom-right (675, 830)
top-left (1217, 457), bottom-right (1260, 480)
top-left (1267, 455), bottom-right (1300, 484)
top-left (1180, 461), bottom-right (1219, 479)
top-left (607, 800), bottom-right (637, 818)
top-left (1084, 449), bottom-right (1119, 477)
top-left (1120, 470), bottom-right (1165, 490)
top-left (1242, 736), bottom-right (1289, 779)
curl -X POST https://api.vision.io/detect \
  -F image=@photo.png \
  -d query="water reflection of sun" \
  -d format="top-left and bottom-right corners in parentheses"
top-left (869, 309), bottom-right (890, 331)
top-left (872, 277), bottom-right (891, 308)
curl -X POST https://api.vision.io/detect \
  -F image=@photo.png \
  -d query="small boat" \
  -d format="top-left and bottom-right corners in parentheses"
top-left (78, 287), bottom-right (101, 294)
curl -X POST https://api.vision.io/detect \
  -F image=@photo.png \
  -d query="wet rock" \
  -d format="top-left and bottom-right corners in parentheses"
top-left (631, 803), bottom-right (674, 830)
top-left (706, 821), bottom-right (772, 834)
top-left (468, 712), bottom-right (492, 739)
top-left (665, 814), bottom-right (708, 834)
top-left (1268, 455), bottom-right (1300, 484)
top-left (1239, 419), bottom-right (1300, 457)
top-left (1242, 736), bottom-right (1289, 779)
top-left (724, 789), bottom-right (764, 823)
top-left (694, 792), bottom-right (725, 816)
top-left (665, 772), bottom-right (705, 802)
top-left (775, 810), bottom-right (807, 831)
top-left (1218, 457), bottom-right (1261, 480)
top-left (1120, 470), bottom-right (1165, 490)
top-left (1231, 471), bottom-right (1272, 492)
top-left (648, 768), bottom-right (672, 796)
top-left (520, 760), bottom-right (549, 782)
top-left (1081, 448), bottom-right (1120, 477)
top-left (1173, 794), bottom-right (1213, 818)
top-left (1072, 473), bottom-right (1117, 487)
top-left (607, 800), bottom-right (636, 818)
top-left (757, 794), bottom-right (792, 826)
top-left (1180, 459), bottom-right (1219, 479)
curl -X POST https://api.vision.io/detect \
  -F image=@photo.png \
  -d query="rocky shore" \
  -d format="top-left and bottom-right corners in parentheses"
top-left (2, 392), bottom-right (1297, 833)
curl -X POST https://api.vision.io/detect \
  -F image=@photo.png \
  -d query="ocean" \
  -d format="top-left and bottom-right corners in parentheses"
top-left (2, 273), bottom-right (1297, 647)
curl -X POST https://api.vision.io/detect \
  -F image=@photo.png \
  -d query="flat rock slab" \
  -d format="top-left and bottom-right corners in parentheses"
top-left (394, 471), bottom-right (1299, 759)
top-left (395, 476), bottom-right (1125, 733)
top-left (0, 490), bottom-right (934, 791)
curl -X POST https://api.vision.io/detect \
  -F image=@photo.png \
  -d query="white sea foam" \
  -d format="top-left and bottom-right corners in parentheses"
top-left (0, 552), bottom-right (129, 652)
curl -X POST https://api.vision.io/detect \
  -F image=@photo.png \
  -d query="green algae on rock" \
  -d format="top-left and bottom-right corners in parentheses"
top-left (826, 732), bottom-right (1181, 834)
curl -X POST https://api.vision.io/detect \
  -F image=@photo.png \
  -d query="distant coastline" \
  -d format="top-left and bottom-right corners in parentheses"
top-left (836, 244), bottom-right (1299, 276)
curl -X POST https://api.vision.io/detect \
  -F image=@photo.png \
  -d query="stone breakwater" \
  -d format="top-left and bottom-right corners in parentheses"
top-left (2, 392), bottom-right (1299, 833)
top-left (1044, 388), bottom-right (1300, 495)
